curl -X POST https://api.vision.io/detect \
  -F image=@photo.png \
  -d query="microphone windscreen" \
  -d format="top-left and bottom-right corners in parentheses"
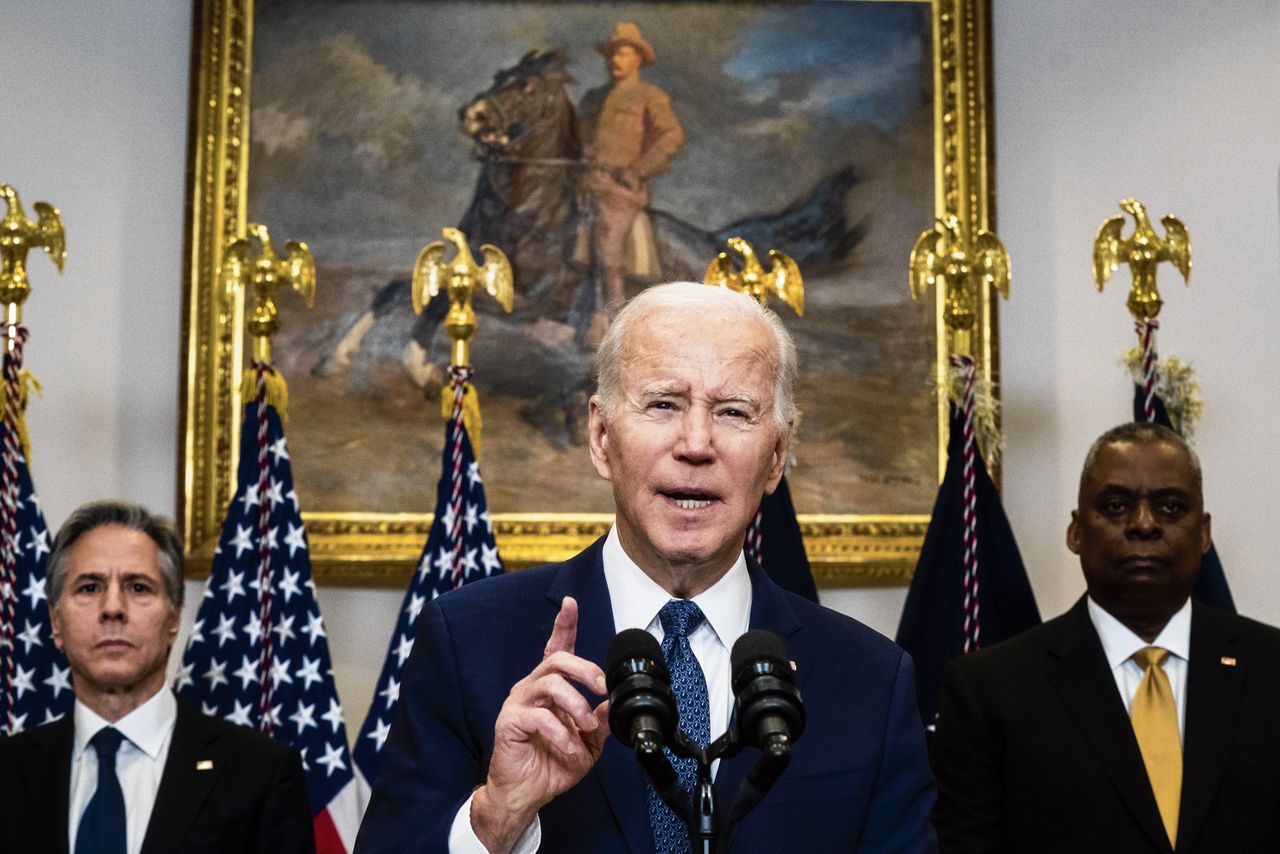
top-left (606, 628), bottom-right (664, 688)
top-left (731, 630), bottom-right (790, 683)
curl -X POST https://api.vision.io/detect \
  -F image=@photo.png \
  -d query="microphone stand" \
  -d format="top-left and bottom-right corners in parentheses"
top-left (635, 728), bottom-right (749, 853)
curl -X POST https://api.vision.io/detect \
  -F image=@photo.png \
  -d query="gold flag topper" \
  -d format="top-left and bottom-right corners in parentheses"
top-left (1092, 198), bottom-right (1190, 320)
top-left (0, 184), bottom-right (65, 326)
top-left (412, 227), bottom-right (513, 368)
top-left (222, 222), bottom-right (316, 364)
top-left (908, 215), bottom-right (1009, 356)
top-left (704, 236), bottom-right (804, 316)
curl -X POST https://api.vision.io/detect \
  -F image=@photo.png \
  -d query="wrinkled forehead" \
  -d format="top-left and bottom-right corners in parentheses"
top-left (619, 307), bottom-right (778, 386)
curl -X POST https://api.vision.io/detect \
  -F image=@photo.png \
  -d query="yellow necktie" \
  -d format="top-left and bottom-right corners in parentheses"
top-left (1131, 646), bottom-right (1181, 847)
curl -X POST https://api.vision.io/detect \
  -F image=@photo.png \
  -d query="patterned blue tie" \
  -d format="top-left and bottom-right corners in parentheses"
top-left (76, 727), bottom-right (127, 854)
top-left (647, 599), bottom-right (711, 854)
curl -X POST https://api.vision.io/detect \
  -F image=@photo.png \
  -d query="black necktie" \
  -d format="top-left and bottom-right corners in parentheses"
top-left (76, 726), bottom-right (127, 854)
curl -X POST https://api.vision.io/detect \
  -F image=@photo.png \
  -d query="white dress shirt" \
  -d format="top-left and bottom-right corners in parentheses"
top-left (1087, 596), bottom-right (1191, 742)
top-left (68, 687), bottom-right (178, 854)
top-left (450, 528), bottom-right (753, 852)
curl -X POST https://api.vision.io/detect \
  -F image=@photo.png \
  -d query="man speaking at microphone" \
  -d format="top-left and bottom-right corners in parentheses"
top-left (356, 283), bottom-right (936, 853)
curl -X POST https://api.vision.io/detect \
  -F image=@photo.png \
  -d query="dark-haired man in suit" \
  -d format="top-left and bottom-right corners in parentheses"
top-left (0, 500), bottom-right (313, 854)
top-left (931, 422), bottom-right (1280, 853)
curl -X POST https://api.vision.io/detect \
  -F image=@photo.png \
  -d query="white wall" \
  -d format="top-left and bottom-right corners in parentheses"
top-left (4, 0), bottom-right (1279, 737)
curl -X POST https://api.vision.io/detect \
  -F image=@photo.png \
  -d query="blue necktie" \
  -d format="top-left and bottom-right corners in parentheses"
top-left (76, 727), bottom-right (127, 854)
top-left (647, 599), bottom-right (711, 854)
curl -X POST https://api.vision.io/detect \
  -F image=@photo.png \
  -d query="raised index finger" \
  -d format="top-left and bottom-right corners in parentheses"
top-left (544, 596), bottom-right (579, 659)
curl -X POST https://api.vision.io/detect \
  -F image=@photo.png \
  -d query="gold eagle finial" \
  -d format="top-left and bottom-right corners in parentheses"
top-left (411, 227), bottom-right (513, 368)
top-left (908, 215), bottom-right (1009, 355)
top-left (704, 236), bottom-right (803, 316)
top-left (1093, 197), bottom-right (1190, 320)
top-left (222, 222), bottom-right (316, 362)
top-left (0, 184), bottom-right (65, 321)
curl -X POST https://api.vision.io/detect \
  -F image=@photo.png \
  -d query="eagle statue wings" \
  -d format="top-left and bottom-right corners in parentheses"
top-left (704, 236), bottom-right (803, 316)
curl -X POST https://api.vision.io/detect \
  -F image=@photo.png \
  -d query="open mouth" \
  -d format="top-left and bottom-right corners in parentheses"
top-left (663, 491), bottom-right (717, 511)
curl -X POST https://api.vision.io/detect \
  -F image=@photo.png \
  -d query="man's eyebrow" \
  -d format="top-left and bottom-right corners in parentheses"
top-left (639, 384), bottom-right (687, 398)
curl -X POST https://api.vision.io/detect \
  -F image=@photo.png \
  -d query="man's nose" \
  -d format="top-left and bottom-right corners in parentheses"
top-left (675, 410), bottom-right (714, 463)
top-left (1127, 500), bottom-right (1161, 538)
top-left (100, 584), bottom-right (126, 621)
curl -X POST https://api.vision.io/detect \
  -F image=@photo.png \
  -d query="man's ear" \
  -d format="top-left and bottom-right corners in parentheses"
top-left (763, 427), bottom-right (791, 496)
top-left (48, 602), bottom-right (63, 651)
top-left (1199, 512), bottom-right (1212, 556)
top-left (1066, 510), bottom-right (1082, 555)
top-left (587, 395), bottom-right (612, 482)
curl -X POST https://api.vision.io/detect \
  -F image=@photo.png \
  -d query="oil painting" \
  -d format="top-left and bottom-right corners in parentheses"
top-left (182, 0), bottom-right (996, 581)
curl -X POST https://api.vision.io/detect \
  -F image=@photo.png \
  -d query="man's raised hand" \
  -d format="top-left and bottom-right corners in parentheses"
top-left (470, 597), bottom-right (611, 853)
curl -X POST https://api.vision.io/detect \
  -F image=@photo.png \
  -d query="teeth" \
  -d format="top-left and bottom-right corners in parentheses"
top-left (674, 498), bottom-right (712, 510)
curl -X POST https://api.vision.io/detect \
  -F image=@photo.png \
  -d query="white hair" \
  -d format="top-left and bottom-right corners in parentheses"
top-left (593, 282), bottom-right (797, 430)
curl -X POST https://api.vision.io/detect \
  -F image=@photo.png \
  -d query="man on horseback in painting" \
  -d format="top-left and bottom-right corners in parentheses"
top-left (576, 22), bottom-right (686, 346)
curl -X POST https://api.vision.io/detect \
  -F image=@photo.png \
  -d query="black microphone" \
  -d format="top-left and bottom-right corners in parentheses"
top-left (726, 630), bottom-right (806, 826)
top-left (605, 629), bottom-right (690, 824)
top-left (605, 629), bottom-right (676, 753)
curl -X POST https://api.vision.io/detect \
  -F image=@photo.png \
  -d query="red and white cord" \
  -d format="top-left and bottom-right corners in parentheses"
top-left (1136, 319), bottom-right (1160, 423)
top-left (447, 366), bottom-right (472, 589)
top-left (0, 326), bottom-right (28, 730)
top-left (252, 362), bottom-right (277, 733)
top-left (951, 355), bottom-right (981, 653)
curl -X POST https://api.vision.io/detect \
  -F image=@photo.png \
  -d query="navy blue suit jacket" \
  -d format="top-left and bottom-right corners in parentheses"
top-left (356, 538), bottom-right (936, 852)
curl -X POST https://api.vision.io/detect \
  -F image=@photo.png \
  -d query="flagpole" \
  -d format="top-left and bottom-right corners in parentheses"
top-left (0, 185), bottom-right (64, 732)
top-left (222, 222), bottom-right (315, 733)
top-left (908, 215), bottom-right (1011, 654)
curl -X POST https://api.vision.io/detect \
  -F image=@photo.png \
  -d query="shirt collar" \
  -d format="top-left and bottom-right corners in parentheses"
top-left (74, 687), bottom-right (177, 761)
top-left (602, 527), bottom-right (752, 648)
top-left (1087, 595), bottom-right (1192, 668)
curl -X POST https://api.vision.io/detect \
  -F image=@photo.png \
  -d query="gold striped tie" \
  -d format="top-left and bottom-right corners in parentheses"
top-left (1131, 646), bottom-right (1181, 847)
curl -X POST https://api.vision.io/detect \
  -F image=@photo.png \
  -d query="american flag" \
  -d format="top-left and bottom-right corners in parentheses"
top-left (176, 397), bottom-right (364, 852)
top-left (353, 373), bottom-right (502, 786)
top-left (0, 427), bottom-right (71, 736)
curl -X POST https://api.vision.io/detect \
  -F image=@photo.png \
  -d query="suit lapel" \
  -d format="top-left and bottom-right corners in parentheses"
top-left (1043, 599), bottom-right (1171, 853)
top-left (31, 714), bottom-right (75, 854)
top-left (1175, 604), bottom-right (1245, 852)
top-left (548, 540), bottom-right (654, 853)
top-left (712, 560), bottom-right (802, 819)
top-left (140, 699), bottom-right (227, 854)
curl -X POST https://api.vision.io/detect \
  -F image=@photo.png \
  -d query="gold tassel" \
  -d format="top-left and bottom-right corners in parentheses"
top-left (1123, 348), bottom-right (1203, 438)
top-left (440, 381), bottom-right (483, 462)
top-left (239, 369), bottom-right (291, 421)
top-left (14, 370), bottom-right (41, 468)
top-left (937, 365), bottom-right (1002, 467)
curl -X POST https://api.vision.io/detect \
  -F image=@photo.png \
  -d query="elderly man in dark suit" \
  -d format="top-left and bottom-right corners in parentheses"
top-left (356, 282), bottom-right (937, 853)
top-left (931, 422), bottom-right (1280, 853)
top-left (0, 500), bottom-right (313, 854)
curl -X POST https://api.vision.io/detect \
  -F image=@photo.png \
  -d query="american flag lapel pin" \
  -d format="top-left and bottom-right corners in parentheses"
top-left (196, 759), bottom-right (214, 771)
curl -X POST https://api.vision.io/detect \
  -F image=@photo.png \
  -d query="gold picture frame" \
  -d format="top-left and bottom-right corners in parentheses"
top-left (180, 0), bottom-right (997, 587)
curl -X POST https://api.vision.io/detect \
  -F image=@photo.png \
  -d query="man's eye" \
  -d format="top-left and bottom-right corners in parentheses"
top-left (1102, 499), bottom-right (1128, 515)
top-left (1158, 500), bottom-right (1187, 517)
top-left (649, 401), bottom-right (674, 410)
